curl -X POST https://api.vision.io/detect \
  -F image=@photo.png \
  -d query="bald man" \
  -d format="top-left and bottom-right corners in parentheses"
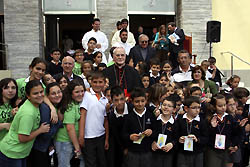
top-left (104, 47), bottom-right (141, 96)
top-left (53, 56), bottom-right (83, 84)
top-left (129, 34), bottom-right (156, 66)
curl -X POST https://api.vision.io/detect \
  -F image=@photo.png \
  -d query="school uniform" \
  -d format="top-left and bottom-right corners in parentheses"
top-left (227, 114), bottom-right (244, 166)
top-left (152, 114), bottom-right (178, 167)
top-left (107, 103), bottom-right (131, 167)
top-left (176, 113), bottom-right (208, 167)
top-left (122, 107), bottom-right (156, 167)
top-left (205, 113), bottom-right (242, 167)
top-left (149, 71), bottom-right (160, 86)
top-left (80, 88), bottom-right (108, 167)
top-left (47, 61), bottom-right (63, 76)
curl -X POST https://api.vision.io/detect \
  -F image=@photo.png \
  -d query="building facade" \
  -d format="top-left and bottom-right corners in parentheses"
top-left (4, 0), bottom-right (233, 84)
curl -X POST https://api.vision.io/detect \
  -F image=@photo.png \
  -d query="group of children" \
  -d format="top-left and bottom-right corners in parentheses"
top-left (0, 46), bottom-right (249, 167)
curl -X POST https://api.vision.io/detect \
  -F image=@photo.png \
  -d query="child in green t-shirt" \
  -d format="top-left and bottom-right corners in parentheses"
top-left (55, 79), bottom-right (85, 167)
top-left (73, 49), bottom-right (84, 76)
top-left (0, 78), bottom-right (18, 141)
top-left (0, 80), bottom-right (50, 166)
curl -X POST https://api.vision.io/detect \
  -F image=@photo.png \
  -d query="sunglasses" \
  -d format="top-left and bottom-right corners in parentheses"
top-left (141, 41), bottom-right (148, 43)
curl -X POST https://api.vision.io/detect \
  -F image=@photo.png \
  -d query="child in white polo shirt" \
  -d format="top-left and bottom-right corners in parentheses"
top-left (79, 71), bottom-right (109, 167)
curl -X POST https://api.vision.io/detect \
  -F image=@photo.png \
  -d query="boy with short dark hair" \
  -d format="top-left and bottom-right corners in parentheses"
top-left (83, 37), bottom-right (97, 62)
top-left (208, 57), bottom-right (223, 88)
top-left (233, 87), bottom-right (250, 118)
top-left (122, 87), bottom-right (156, 167)
top-left (107, 86), bottom-right (132, 167)
top-left (79, 71), bottom-right (109, 167)
top-left (176, 96), bottom-right (208, 167)
top-left (47, 48), bottom-right (63, 76)
top-left (149, 58), bottom-right (161, 86)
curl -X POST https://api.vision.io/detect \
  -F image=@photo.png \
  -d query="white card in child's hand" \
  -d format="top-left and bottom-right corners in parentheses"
top-left (184, 136), bottom-right (193, 151)
top-left (157, 134), bottom-right (167, 148)
top-left (215, 134), bottom-right (226, 150)
top-left (133, 133), bottom-right (145, 144)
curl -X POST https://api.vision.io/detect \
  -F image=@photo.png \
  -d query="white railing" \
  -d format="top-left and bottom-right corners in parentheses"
top-left (220, 51), bottom-right (250, 76)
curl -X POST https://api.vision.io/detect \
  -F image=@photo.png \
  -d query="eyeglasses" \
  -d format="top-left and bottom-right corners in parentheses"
top-left (190, 106), bottom-right (201, 110)
top-left (141, 41), bottom-right (148, 43)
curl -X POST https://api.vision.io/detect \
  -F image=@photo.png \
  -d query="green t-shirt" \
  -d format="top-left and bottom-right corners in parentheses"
top-left (0, 103), bottom-right (14, 141)
top-left (72, 62), bottom-right (82, 76)
top-left (0, 100), bottom-right (40, 159)
top-left (55, 102), bottom-right (80, 142)
top-left (107, 61), bottom-right (114, 67)
top-left (16, 77), bottom-right (46, 100)
top-left (16, 78), bottom-right (27, 100)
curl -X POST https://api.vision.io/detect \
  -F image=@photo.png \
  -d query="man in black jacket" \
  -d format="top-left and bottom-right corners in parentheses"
top-left (129, 34), bottom-right (156, 67)
top-left (53, 56), bottom-right (83, 84)
top-left (104, 47), bottom-right (141, 97)
top-left (168, 22), bottom-right (185, 68)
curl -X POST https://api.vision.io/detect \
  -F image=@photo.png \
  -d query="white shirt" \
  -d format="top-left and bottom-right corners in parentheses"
top-left (133, 107), bottom-right (146, 117)
top-left (183, 113), bottom-right (200, 122)
top-left (80, 88), bottom-right (108, 138)
top-left (111, 30), bottom-right (136, 47)
top-left (173, 66), bottom-right (193, 83)
top-left (213, 112), bottom-right (228, 121)
top-left (63, 72), bottom-right (74, 81)
top-left (113, 42), bottom-right (132, 55)
top-left (149, 70), bottom-right (160, 78)
top-left (205, 70), bottom-right (213, 80)
top-left (79, 73), bottom-right (90, 89)
top-left (82, 29), bottom-right (108, 53)
top-left (114, 103), bottom-right (129, 118)
top-left (157, 114), bottom-right (175, 124)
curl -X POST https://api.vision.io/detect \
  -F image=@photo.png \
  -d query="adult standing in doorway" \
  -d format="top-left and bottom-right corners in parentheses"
top-left (82, 18), bottom-right (109, 64)
top-left (153, 25), bottom-right (170, 62)
top-left (111, 19), bottom-right (136, 47)
top-left (112, 29), bottom-right (132, 56)
top-left (167, 22), bottom-right (185, 69)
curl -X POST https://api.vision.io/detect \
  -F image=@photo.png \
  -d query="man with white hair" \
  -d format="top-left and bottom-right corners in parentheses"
top-left (104, 47), bottom-right (141, 97)
top-left (53, 56), bottom-right (82, 83)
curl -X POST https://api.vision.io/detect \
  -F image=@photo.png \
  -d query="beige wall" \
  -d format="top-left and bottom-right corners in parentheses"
top-left (212, 0), bottom-right (250, 70)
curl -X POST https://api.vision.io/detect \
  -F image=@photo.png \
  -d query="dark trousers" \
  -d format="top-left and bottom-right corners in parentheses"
top-left (106, 137), bottom-right (124, 167)
top-left (152, 152), bottom-right (173, 167)
top-left (0, 151), bottom-right (26, 167)
top-left (177, 152), bottom-right (203, 167)
top-left (27, 148), bottom-right (50, 167)
top-left (82, 135), bottom-right (106, 167)
top-left (205, 148), bottom-right (228, 167)
top-left (125, 151), bottom-right (152, 167)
